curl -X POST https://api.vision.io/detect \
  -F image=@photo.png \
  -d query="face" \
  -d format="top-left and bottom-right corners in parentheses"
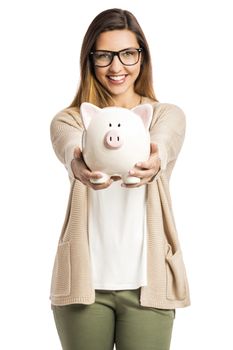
top-left (93, 30), bottom-right (142, 100)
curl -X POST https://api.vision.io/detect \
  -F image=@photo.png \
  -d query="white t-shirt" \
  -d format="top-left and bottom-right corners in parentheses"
top-left (87, 181), bottom-right (147, 290)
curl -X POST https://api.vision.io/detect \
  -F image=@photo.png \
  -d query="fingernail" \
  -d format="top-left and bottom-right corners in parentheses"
top-left (136, 162), bottom-right (142, 167)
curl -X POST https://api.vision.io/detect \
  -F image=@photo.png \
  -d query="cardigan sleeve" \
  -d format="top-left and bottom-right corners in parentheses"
top-left (150, 103), bottom-right (186, 173)
top-left (50, 110), bottom-right (83, 179)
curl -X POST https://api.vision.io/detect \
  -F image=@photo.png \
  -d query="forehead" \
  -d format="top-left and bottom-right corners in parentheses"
top-left (95, 30), bottom-right (139, 51)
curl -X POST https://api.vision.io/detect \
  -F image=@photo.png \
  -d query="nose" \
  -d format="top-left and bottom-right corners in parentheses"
top-left (104, 130), bottom-right (123, 149)
top-left (108, 55), bottom-right (123, 72)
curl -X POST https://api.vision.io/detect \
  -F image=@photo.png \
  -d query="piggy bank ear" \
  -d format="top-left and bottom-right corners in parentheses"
top-left (132, 104), bottom-right (153, 130)
top-left (80, 102), bottom-right (101, 130)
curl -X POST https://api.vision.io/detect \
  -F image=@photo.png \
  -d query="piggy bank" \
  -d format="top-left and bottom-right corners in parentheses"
top-left (80, 102), bottom-right (153, 184)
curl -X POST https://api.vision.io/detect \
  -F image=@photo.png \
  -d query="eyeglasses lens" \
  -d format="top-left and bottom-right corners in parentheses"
top-left (92, 49), bottom-right (141, 67)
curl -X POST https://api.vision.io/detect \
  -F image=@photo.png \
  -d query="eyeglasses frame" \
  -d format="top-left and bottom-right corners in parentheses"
top-left (90, 47), bottom-right (143, 67)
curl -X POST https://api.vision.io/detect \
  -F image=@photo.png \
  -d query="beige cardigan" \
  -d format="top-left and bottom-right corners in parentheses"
top-left (49, 97), bottom-right (190, 309)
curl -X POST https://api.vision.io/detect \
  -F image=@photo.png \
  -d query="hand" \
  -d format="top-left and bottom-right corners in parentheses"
top-left (122, 143), bottom-right (161, 188)
top-left (71, 147), bottom-right (114, 190)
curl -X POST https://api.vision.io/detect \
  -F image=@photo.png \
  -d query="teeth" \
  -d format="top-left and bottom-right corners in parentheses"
top-left (109, 75), bottom-right (125, 81)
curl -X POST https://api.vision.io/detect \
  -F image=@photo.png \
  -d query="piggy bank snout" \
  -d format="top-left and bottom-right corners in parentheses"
top-left (104, 129), bottom-right (123, 149)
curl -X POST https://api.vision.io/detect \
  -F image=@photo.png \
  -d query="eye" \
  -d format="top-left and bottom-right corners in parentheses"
top-left (109, 123), bottom-right (112, 127)
top-left (122, 50), bottom-right (136, 57)
top-left (118, 123), bottom-right (121, 127)
top-left (95, 52), bottom-right (111, 60)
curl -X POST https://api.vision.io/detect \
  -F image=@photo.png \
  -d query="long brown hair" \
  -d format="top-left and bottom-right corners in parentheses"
top-left (68, 8), bottom-right (157, 111)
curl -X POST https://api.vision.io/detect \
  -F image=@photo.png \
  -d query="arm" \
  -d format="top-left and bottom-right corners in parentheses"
top-left (50, 110), bottom-right (115, 189)
top-left (150, 103), bottom-right (186, 172)
top-left (50, 110), bottom-right (83, 179)
top-left (124, 103), bottom-right (186, 187)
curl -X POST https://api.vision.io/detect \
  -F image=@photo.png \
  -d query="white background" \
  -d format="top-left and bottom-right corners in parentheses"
top-left (0, 0), bottom-right (233, 349)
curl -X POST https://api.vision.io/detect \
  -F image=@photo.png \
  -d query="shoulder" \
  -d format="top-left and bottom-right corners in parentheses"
top-left (151, 102), bottom-right (185, 128)
top-left (143, 98), bottom-right (186, 133)
top-left (155, 102), bottom-right (185, 114)
top-left (142, 97), bottom-right (185, 118)
top-left (154, 103), bottom-right (186, 125)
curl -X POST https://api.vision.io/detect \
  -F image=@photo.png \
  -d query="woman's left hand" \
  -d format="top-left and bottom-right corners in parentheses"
top-left (122, 143), bottom-right (161, 188)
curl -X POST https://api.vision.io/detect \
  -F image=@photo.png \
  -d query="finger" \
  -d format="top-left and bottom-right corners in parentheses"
top-left (128, 168), bottom-right (155, 179)
top-left (80, 169), bottom-right (101, 183)
top-left (89, 171), bottom-right (104, 181)
top-left (121, 178), bottom-right (147, 188)
top-left (137, 156), bottom-right (160, 170)
top-left (90, 178), bottom-right (114, 190)
top-left (121, 176), bottom-right (152, 188)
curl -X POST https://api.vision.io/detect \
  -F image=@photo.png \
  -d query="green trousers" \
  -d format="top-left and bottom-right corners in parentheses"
top-left (52, 288), bottom-right (175, 350)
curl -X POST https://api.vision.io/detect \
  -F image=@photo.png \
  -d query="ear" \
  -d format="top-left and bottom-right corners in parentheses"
top-left (132, 104), bottom-right (153, 130)
top-left (80, 102), bottom-right (101, 130)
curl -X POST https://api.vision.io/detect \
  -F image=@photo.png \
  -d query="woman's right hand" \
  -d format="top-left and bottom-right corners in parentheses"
top-left (71, 147), bottom-right (114, 190)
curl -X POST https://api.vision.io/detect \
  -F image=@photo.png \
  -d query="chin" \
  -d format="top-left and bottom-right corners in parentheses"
top-left (107, 85), bottom-right (130, 96)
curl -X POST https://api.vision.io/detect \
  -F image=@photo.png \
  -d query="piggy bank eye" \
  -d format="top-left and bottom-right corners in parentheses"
top-left (109, 123), bottom-right (112, 127)
top-left (118, 123), bottom-right (121, 127)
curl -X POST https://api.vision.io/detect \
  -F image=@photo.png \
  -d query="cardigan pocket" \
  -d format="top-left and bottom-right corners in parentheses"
top-left (166, 246), bottom-right (186, 301)
top-left (50, 241), bottom-right (71, 297)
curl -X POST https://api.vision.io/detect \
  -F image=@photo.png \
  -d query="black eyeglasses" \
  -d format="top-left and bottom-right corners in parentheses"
top-left (90, 47), bottom-right (143, 67)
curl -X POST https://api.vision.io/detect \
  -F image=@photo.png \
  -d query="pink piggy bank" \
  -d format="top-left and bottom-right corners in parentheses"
top-left (80, 102), bottom-right (153, 184)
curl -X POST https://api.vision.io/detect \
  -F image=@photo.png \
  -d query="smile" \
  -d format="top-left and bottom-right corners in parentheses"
top-left (107, 75), bottom-right (128, 83)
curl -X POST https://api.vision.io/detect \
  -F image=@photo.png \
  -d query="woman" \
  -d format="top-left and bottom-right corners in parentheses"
top-left (50, 8), bottom-right (190, 350)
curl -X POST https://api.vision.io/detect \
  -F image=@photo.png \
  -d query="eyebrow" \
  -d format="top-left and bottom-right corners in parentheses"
top-left (93, 47), bottom-right (139, 52)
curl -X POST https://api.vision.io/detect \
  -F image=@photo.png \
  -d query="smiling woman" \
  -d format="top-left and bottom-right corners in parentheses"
top-left (92, 30), bottom-right (142, 106)
top-left (68, 8), bottom-right (157, 110)
top-left (50, 7), bottom-right (190, 350)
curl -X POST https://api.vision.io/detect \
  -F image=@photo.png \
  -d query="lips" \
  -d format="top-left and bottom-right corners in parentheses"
top-left (107, 74), bottom-right (128, 84)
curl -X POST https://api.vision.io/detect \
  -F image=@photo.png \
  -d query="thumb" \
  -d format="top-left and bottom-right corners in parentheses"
top-left (150, 143), bottom-right (158, 154)
top-left (73, 147), bottom-right (82, 160)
